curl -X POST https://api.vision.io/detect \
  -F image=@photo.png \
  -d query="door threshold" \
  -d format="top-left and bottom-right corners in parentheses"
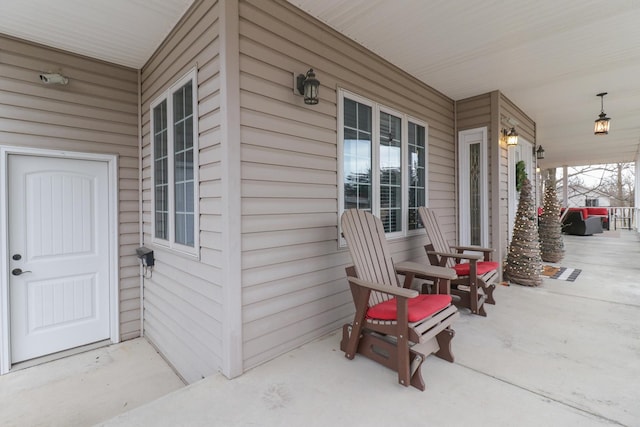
top-left (10, 339), bottom-right (112, 373)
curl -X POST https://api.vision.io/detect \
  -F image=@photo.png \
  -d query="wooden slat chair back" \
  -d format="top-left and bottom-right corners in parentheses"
top-left (419, 207), bottom-right (457, 269)
top-left (340, 207), bottom-right (399, 307)
top-left (340, 209), bottom-right (459, 390)
top-left (417, 206), bottom-right (498, 316)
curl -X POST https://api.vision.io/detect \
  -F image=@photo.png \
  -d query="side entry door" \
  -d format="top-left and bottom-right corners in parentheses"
top-left (8, 154), bottom-right (111, 364)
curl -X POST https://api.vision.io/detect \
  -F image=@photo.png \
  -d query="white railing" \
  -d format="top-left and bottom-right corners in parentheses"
top-left (607, 206), bottom-right (636, 231)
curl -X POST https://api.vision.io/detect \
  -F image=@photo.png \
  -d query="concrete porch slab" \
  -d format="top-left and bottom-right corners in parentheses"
top-left (100, 231), bottom-right (640, 427)
top-left (0, 338), bottom-right (184, 427)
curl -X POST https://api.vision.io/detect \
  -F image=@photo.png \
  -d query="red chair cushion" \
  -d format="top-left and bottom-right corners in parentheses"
top-left (587, 207), bottom-right (608, 216)
top-left (453, 261), bottom-right (499, 276)
top-left (366, 294), bottom-right (451, 322)
top-left (568, 207), bottom-right (589, 219)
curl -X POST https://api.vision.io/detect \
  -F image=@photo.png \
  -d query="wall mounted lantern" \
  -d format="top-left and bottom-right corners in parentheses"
top-left (502, 126), bottom-right (519, 146)
top-left (536, 145), bottom-right (545, 160)
top-left (594, 92), bottom-right (610, 135)
top-left (296, 68), bottom-right (320, 105)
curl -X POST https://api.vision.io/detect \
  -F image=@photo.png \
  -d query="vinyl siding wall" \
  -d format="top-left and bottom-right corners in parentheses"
top-left (0, 35), bottom-right (141, 340)
top-left (238, 0), bottom-right (456, 369)
top-left (139, 0), bottom-right (223, 383)
top-left (498, 92), bottom-right (536, 260)
top-left (455, 91), bottom-right (535, 268)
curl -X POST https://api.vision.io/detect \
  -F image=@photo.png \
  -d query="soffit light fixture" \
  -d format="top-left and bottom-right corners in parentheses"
top-left (502, 126), bottom-right (519, 146)
top-left (39, 72), bottom-right (68, 85)
top-left (296, 68), bottom-right (320, 105)
top-left (536, 145), bottom-right (545, 160)
top-left (594, 92), bottom-right (610, 135)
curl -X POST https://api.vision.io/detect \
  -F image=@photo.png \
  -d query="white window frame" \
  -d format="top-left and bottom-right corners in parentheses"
top-left (338, 88), bottom-right (429, 246)
top-left (150, 68), bottom-right (199, 256)
top-left (406, 116), bottom-right (429, 236)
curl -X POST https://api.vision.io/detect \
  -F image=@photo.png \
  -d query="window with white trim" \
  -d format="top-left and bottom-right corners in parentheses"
top-left (339, 89), bottom-right (427, 240)
top-left (151, 69), bottom-right (199, 254)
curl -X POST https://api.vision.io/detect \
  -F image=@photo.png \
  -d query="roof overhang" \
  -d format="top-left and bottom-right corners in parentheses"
top-left (1, 0), bottom-right (639, 168)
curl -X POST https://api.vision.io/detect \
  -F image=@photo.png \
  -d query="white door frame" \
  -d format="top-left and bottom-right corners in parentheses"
top-left (458, 127), bottom-right (489, 247)
top-left (507, 138), bottom-right (535, 241)
top-left (0, 146), bottom-right (120, 374)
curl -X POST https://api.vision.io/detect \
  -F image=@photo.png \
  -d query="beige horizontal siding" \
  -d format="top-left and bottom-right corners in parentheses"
top-left (139, 0), bottom-right (224, 383)
top-left (499, 92), bottom-right (536, 261)
top-left (0, 34), bottom-right (140, 342)
top-left (238, 0), bottom-right (456, 370)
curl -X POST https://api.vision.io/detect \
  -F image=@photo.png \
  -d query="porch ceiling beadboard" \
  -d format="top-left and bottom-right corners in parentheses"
top-left (0, 0), bottom-right (195, 69)
top-left (286, 0), bottom-right (640, 168)
top-left (2, 0), bottom-right (640, 167)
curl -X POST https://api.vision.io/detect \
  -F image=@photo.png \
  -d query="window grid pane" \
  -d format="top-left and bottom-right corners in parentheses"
top-left (380, 112), bottom-right (402, 233)
top-left (153, 100), bottom-right (168, 240)
top-left (343, 98), bottom-right (372, 212)
top-left (173, 81), bottom-right (195, 247)
top-left (408, 122), bottom-right (426, 230)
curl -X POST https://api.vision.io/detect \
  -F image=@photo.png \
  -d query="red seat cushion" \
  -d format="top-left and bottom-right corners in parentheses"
top-left (366, 294), bottom-right (452, 322)
top-left (587, 207), bottom-right (608, 216)
top-left (453, 261), bottom-right (499, 276)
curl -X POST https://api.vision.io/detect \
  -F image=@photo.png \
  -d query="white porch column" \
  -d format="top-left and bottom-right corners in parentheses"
top-left (220, 0), bottom-right (243, 379)
top-left (562, 165), bottom-right (568, 207)
top-left (635, 156), bottom-right (639, 232)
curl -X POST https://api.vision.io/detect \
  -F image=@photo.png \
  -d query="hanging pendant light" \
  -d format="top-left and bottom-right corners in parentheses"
top-left (594, 92), bottom-right (610, 135)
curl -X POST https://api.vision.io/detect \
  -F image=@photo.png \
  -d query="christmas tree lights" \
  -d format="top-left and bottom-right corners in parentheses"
top-left (539, 180), bottom-right (564, 263)
top-left (505, 178), bottom-right (543, 286)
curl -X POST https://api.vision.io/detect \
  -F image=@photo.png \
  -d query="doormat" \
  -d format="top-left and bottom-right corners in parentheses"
top-left (542, 265), bottom-right (581, 282)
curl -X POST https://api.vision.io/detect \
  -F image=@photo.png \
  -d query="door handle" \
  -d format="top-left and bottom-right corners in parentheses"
top-left (11, 268), bottom-right (32, 276)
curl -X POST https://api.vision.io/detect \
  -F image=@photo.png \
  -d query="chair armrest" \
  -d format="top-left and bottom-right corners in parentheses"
top-left (427, 250), bottom-right (482, 261)
top-left (450, 245), bottom-right (494, 253)
top-left (450, 245), bottom-right (494, 261)
top-left (395, 261), bottom-right (457, 280)
top-left (346, 276), bottom-right (419, 299)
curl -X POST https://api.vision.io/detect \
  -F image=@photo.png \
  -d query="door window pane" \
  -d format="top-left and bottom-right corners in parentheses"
top-left (469, 142), bottom-right (481, 245)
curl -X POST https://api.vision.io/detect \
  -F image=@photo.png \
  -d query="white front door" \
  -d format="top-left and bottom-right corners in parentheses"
top-left (8, 154), bottom-right (111, 363)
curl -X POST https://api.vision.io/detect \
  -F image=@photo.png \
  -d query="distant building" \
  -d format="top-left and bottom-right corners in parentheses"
top-left (566, 184), bottom-right (611, 207)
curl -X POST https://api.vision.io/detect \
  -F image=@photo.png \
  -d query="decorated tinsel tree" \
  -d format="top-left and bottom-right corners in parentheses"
top-left (539, 180), bottom-right (564, 263)
top-left (505, 177), bottom-right (543, 286)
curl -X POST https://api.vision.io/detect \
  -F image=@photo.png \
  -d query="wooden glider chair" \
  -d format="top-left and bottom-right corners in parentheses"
top-left (340, 209), bottom-right (459, 390)
top-left (417, 206), bottom-right (498, 317)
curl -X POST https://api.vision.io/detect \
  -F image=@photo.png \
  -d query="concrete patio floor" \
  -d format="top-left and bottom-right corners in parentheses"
top-left (100, 230), bottom-right (640, 427)
top-left (2, 230), bottom-right (639, 427)
top-left (0, 338), bottom-right (185, 427)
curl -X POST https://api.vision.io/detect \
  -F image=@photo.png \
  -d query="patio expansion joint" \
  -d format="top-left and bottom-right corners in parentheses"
top-left (455, 362), bottom-right (627, 427)
top-left (543, 290), bottom-right (640, 310)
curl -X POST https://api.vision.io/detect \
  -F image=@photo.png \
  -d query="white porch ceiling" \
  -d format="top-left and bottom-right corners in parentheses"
top-left (0, 0), bottom-right (195, 69)
top-left (1, 0), bottom-right (639, 169)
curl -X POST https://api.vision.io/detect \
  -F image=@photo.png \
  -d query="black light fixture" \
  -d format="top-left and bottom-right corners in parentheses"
top-left (536, 145), bottom-right (545, 160)
top-left (296, 68), bottom-right (320, 105)
top-left (594, 92), bottom-right (611, 135)
top-left (502, 126), bottom-right (519, 146)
